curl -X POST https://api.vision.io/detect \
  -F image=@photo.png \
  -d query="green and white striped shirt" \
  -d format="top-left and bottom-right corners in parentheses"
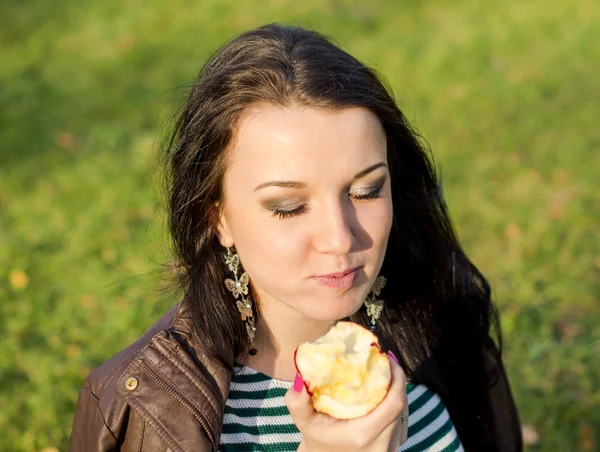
top-left (220, 363), bottom-right (463, 451)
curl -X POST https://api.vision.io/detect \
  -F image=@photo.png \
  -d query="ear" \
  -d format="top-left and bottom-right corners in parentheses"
top-left (210, 202), bottom-right (234, 248)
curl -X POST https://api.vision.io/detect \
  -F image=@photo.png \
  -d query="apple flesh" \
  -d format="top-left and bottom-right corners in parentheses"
top-left (294, 321), bottom-right (392, 419)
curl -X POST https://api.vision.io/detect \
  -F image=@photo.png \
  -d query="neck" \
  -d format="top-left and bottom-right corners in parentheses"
top-left (240, 296), bottom-right (337, 381)
top-left (255, 316), bottom-right (335, 356)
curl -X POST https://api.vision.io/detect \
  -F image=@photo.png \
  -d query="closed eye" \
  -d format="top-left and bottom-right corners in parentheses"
top-left (350, 186), bottom-right (383, 201)
top-left (271, 204), bottom-right (307, 219)
top-left (270, 184), bottom-right (384, 219)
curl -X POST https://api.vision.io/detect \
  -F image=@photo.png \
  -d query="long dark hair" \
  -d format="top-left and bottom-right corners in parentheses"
top-left (163, 23), bottom-right (520, 451)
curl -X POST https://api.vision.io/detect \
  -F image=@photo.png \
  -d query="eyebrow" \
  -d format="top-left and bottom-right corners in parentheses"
top-left (254, 162), bottom-right (388, 192)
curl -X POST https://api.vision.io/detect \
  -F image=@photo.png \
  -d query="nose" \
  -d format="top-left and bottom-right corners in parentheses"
top-left (312, 199), bottom-right (355, 256)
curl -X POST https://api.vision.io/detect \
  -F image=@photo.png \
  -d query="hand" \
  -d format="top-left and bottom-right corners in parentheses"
top-left (285, 352), bottom-right (408, 452)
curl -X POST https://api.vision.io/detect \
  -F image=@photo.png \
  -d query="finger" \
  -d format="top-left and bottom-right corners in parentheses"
top-left (398, 406), bottom-right (411, 450)
top-left (388, 355), bottom-right (406, 392)
top-left (387, 401), bottom-right (409, 451)
top-left (385, 354), bottom-right (408, 409)
top-left (285, 372), bottom-right (315, 429)
top-left (371, 402), bottom-right (409, 452)
top-left (359, 354), bottom-right (407, 432)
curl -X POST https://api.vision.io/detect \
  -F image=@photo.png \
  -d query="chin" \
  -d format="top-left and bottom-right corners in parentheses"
top-left (304, 295), bottom-right (364, 322)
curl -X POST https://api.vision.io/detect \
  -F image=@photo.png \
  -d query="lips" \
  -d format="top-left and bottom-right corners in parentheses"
top-left (311, 267), bottom-right (361, 289)
top-left (316, 267), bottom-right (359, 278)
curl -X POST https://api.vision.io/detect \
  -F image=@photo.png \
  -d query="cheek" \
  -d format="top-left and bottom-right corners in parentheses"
top-left (235, 209), bottom-right (305, 252)
top-left (232, 221), bottom-right (311, 303)
top-left (225, 203), bottom-right (308, 274)
top-left (357, 200), bottom-right (393, 248)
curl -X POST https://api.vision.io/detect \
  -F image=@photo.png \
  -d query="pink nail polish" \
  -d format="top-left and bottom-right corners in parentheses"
top-left (387, 351), bottom-right (399, 365)
top-left (293, 372), bottom-right (304, 393)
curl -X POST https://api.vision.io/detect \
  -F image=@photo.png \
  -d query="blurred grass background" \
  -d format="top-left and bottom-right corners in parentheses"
top-left (1, 0), bottom-right (599, 450)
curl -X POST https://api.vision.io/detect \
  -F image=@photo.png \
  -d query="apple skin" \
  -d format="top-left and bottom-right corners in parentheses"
top-left (293, 347), bottom-right (314, 396)
top-left (293, 322), bottom-right (393, 419)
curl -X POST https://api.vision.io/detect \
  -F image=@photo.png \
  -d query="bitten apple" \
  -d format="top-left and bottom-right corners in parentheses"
top-left (294, 321), bottom-right (392, 419)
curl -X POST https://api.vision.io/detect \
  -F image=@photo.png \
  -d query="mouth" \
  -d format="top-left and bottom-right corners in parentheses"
top-left (311, 267), bottom-right (362, 290)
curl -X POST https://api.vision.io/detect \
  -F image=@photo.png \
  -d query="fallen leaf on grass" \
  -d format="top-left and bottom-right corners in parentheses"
top-left (505, 223), bottom-right (522, 241)
top-left (521, 424), bottom-right (539, 445)
top-left (553, 319), bottom-right (582, 340)
top-left (9, 269), bottom-right (29, 290)
top-left (66, 344), bottom-right (81, 358)
top-left (55, 132), bottom-right (80, 153)
top-left (578, 424), bottom-right (596, 451)
top-left (80, 294), bottom-right (96, 308)
top-left (547, 189), bottom-right (576, 220)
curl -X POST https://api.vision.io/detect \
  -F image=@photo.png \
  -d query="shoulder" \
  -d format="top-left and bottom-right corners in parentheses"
top-left (402, 382), bottom-right (464, 451)
top-left (81, 303), bottom-right (180, 399)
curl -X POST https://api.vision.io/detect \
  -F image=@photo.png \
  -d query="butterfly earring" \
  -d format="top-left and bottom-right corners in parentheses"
top-left (364, 275), bottom-right (386, 331)
top-left (223, 247), bottom-right (257, 355)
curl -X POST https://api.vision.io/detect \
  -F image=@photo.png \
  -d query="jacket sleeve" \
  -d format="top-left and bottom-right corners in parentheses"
top-left (69, 385), bottom-right (118, 452)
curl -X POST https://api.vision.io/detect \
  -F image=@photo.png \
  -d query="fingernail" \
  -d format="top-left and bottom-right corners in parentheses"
top-left (293, 372), bottom-right (304, 393)
top-left (387, 351), bottom-right (399, 365)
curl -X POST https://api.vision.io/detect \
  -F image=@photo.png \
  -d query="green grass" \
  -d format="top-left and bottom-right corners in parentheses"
top-left (1, 0), bottom-right (599, 450)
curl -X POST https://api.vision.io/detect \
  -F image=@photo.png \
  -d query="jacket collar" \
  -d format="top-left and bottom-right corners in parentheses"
top-left (118, 301), bottom-right (235, 451)
top-left (169, 301), bottom-right (235, 403)
top-left (170, 301), bottom-right (235, 437)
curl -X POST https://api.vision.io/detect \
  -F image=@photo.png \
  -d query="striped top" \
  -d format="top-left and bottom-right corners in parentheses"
top-left (220, 362), bottom-right (463, 451)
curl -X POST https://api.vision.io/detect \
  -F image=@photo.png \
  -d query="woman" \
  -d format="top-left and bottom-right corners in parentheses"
top-left (69, 24), bottom-right (522, 451)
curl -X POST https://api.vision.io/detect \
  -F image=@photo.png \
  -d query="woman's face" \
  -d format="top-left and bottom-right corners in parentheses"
top-left (216, 104), bottom-right (393, 323)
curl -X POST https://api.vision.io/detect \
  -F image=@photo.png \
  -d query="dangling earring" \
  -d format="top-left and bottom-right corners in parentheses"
top-left (223, 247), bottom-right (257, 355)
top-left (364, 276), bottom-right (386, 331)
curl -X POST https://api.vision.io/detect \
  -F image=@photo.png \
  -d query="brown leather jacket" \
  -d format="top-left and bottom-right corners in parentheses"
top-left (69, 302), bottom-right (522, 451)
top-left (69, 303), bottom-right (231, 452)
